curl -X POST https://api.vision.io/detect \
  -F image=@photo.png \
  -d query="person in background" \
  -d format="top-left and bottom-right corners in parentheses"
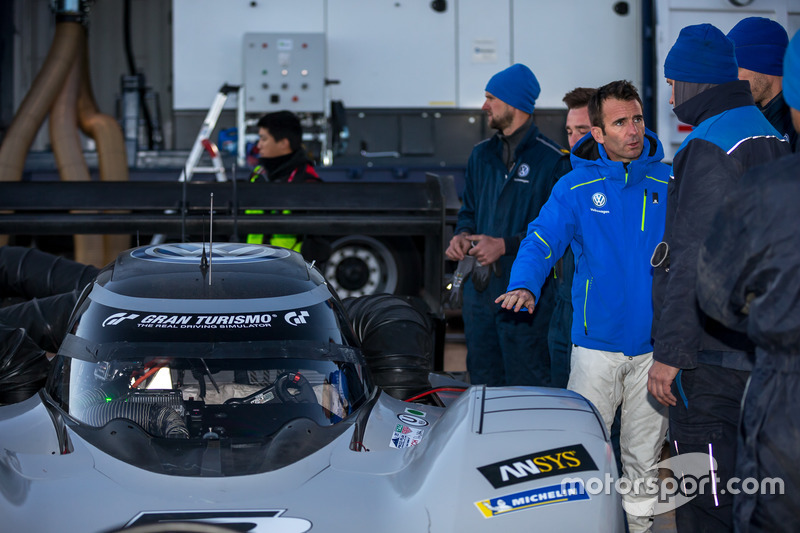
top-left (563, 87), bottom-right (596, 150)
top-left (727, 16), bottom-right (798, 151)
top-left (247, 110), bottom-right (329, 263)
top-left (548, 87), bottom-right (597, 388)
top-left (496, 80), bottom-right (670, 532)
top-left (697, 30), bottom-right (800, 532)
top-left (445, 63), bottom-right (569, 387)
top-left (648, 23), bottom-right (789, 532)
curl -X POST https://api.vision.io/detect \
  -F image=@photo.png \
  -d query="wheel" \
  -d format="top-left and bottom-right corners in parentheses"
top-left (324, 235), bottom-right (421, 298)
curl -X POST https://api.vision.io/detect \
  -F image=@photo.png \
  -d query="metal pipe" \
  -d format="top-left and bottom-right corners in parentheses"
top-left (0, 21), bottom-right (83, 182)
top-left (76, 26), bottom-right (129, 183)
top-left (75, 25), bottom-right (130, 265)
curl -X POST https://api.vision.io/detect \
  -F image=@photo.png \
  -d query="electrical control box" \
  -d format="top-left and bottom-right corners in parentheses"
top-left (242, 32), bottom-right (326, 114)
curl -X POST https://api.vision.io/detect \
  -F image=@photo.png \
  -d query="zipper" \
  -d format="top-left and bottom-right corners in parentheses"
top-left (641, 188), bottom-right (647, 231)
top-left (583, 278), bottom-right (590, 335)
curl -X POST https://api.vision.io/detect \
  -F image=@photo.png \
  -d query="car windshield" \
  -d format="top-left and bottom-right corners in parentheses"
top-left (47, 338), bottom-right (372, 476)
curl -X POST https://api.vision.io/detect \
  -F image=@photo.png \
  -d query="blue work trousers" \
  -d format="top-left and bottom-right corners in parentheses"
top-left (462, 274), bottom-right (553, 387)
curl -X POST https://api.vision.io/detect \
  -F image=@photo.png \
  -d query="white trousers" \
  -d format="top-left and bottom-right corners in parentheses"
top-left (567, 346), bottom-right (668, 533)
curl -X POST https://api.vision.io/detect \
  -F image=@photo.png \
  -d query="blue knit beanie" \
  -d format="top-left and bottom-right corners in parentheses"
top-left (485, 63), bottom-right (540, 113)
top-left (664, 24), bottom-right (739, 83)
top-left (784, 29), bottom-right (800, 110)
top-left (727, 17), bottom-right (788, 76)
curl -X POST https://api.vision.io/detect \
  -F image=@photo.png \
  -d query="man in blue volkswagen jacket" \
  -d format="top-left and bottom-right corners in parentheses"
top-left (496, 80), bottom-right (670, 532)
top-left (445, 63), bottom-right (569, 387)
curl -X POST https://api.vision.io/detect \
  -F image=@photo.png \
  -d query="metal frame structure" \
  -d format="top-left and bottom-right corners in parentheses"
top-left (0, 175), bottom-right (450, 327)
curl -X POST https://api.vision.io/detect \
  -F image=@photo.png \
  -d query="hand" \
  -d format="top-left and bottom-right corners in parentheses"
top-left (495, 288), bottom-right (535, 314)
top-left (466, 234), bottom-right (505, 266)
top-left (647, 361), bottom-right (680, 407)
top-left (445, 233), bottom-right (472, 261)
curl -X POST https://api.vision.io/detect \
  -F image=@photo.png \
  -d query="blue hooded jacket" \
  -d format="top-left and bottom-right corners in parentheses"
top-left (508, 129), bottom-right (670, 356)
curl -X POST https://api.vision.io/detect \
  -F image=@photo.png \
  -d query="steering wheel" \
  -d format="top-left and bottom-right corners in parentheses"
top-left (274, 372), bottom-right (317, 404)
top-left (224, 371), bottom-right (316, 405)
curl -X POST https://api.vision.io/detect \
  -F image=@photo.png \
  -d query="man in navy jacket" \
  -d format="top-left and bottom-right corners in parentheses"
top-left (446, 64), bottom-right (569, 387)
top-left (648, 24), bottom-right (789, 532)
top-left (697, 30), bottom-right (800, 532)
top-left (497, 80), bottom-right (670, 532)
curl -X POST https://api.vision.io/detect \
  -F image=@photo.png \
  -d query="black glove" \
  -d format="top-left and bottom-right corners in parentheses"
top-left (448, 256), bottom-right (476, 308)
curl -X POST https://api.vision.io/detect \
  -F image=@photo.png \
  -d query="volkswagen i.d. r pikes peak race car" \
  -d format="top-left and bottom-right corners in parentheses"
top-left (0, 242), bottom-right (622, 532)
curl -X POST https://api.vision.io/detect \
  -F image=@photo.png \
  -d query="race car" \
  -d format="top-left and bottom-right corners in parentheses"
top-left (0, 242), bottom-right (623, 532)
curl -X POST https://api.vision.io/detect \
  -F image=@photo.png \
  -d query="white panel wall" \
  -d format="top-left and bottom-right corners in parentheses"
top-left (173, 0), bottom-right (325, 109)
top-left (457, 0), bottom-right (512, 109)
top-left (326, 0), bottom-right (457, 108)
top-left (512, 0), bottom-right (642, 110)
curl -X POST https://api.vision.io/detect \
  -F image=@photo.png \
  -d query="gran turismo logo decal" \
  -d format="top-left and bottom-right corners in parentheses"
top-left (102, 312), bottom-right (140, 327)
top-left (284, 311), bottom-right (309, 326)
top-left (131, 243), bottom-right (290, 264)
top-left (592, 192), bottom-right (607, 207)
top-left (477, 444), bottom-right (598, 489)
top-left (126, 510), bottom-right (311, 532)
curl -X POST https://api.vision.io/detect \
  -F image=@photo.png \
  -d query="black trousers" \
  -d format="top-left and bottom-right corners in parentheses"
top-left (669, 362), bottom-right (750, 533)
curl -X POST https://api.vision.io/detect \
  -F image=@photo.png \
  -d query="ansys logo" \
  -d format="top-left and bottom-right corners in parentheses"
top-left (478, 444), bottom-right (597, 489)
top-left (592, 192), bottom-right (607, 207)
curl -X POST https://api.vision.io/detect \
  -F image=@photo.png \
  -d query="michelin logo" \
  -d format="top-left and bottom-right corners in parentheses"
top-left (475, 481), bottom-right (590, 518)
top-left (285, 311), bottom-right (310, 326)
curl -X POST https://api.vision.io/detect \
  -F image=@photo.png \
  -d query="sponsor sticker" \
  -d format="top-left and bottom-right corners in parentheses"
top-left (284, 310), bottom-right (310, 326)
top-left (389, 424), bottom-right (424, 448)
top-left (474, 480), bottom-right (590, 518)
top-left (397, 413), bottom-right (428, 427)
top-left (404, 408), bottom-right (426, 418)
top-left (101, 313), bottom-right (277, 330)
top-left (477, 444), bottom-right (598, 489)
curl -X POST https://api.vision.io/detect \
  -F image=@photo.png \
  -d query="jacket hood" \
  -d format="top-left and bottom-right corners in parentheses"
top-left (570, 127), bottom-right (664, 182)
top-left (672, 80), bottom-right (755, 127)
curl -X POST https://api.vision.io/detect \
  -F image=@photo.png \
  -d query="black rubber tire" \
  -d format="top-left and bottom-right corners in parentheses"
top-left (324, 235), bottom-right (421, 297)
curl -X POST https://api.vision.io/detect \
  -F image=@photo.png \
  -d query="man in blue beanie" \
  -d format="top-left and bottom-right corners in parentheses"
top-left (697, 29), bottom-right (800, 533)
top-left (446, 63), bottom-right (569, 387)
top-left (648, 23), bottom-right (790, 532)
top-left (728, 17), bottom-right (797, 151)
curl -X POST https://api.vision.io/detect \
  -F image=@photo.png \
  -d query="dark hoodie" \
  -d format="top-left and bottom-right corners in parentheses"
top-left (651, 80), bottom-right (790, 371)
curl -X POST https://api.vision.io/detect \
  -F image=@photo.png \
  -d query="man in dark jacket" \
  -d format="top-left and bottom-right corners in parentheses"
top-left (648, 23), bottom-right (790, 532)
top-left (697, 31), bottom-right (800, 533)
top-left (727, 16), bottom-right (798, 151)
top-left (247, 111), bottom-right (328, 263)
top-left (445, 63), bottom-right (569, 387)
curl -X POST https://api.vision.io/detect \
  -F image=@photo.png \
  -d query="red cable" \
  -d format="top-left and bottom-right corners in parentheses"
top-left (404, 387), bottom-right (467, 403)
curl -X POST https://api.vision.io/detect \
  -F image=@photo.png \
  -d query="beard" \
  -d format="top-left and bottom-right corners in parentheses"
top-left (489, 107), bottom-right (514, 131)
